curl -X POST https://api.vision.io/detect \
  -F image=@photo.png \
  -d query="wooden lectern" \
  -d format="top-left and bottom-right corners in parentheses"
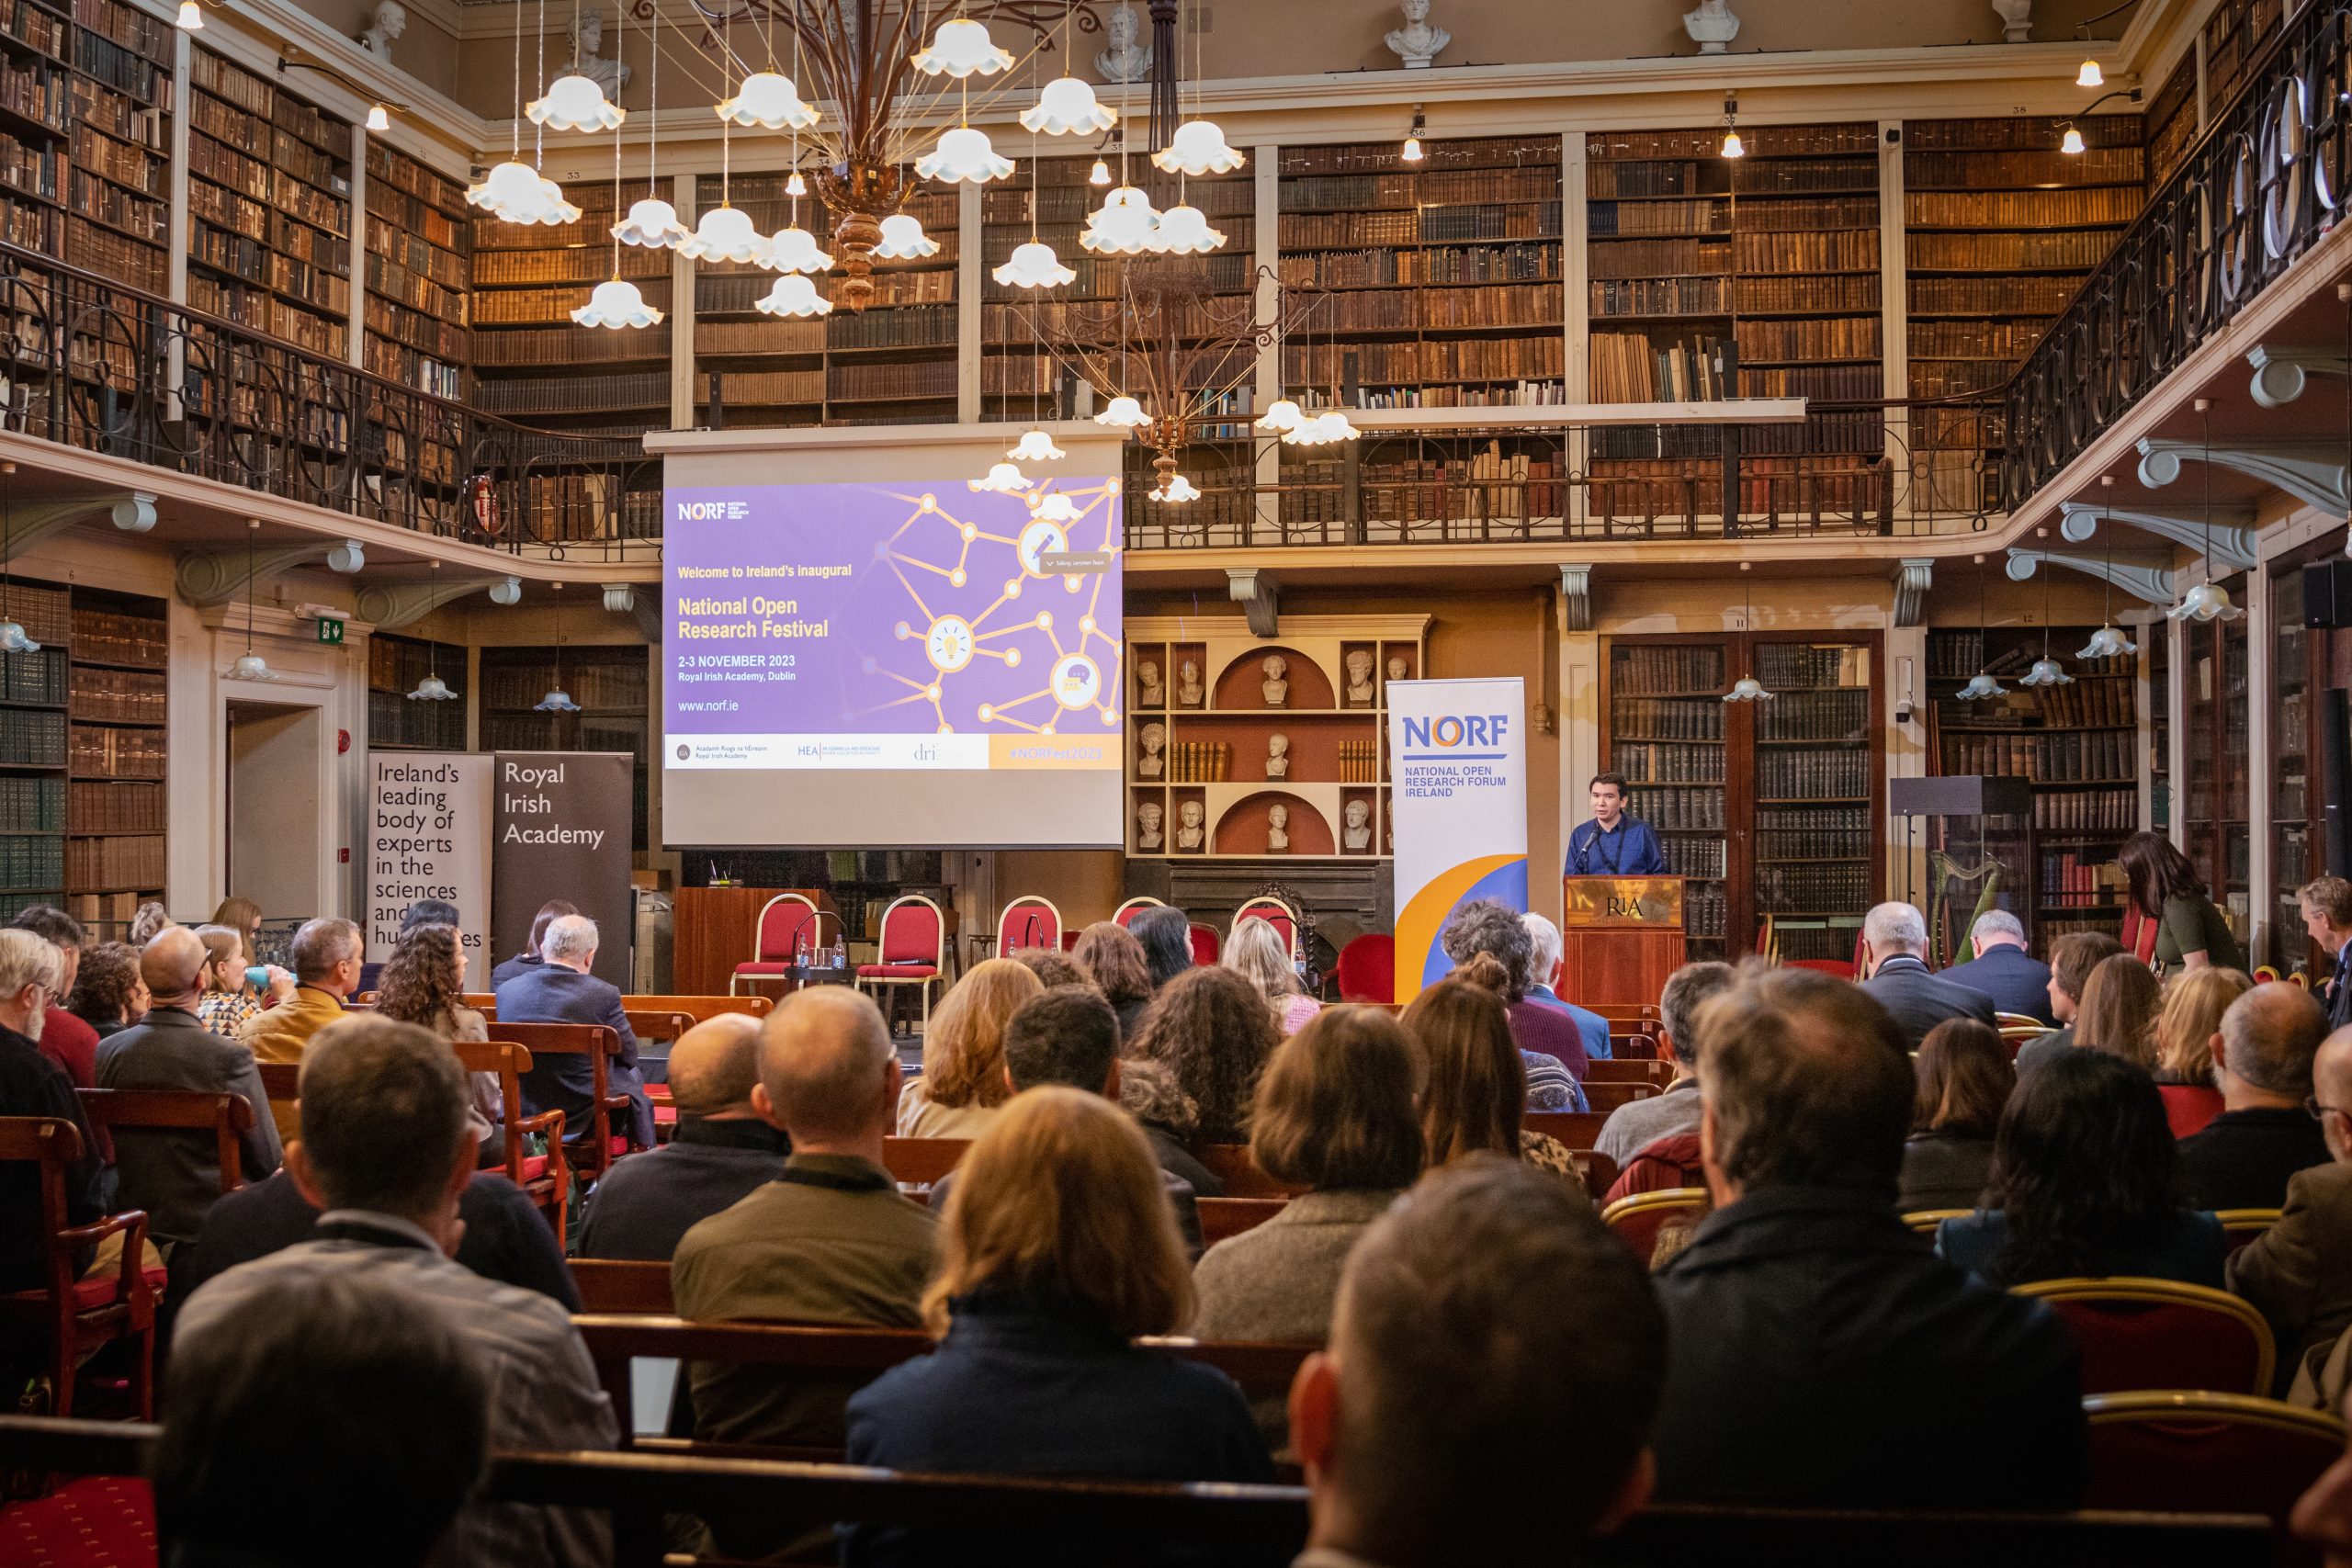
top-left (1559, 875), bottom-right (1688, 1009)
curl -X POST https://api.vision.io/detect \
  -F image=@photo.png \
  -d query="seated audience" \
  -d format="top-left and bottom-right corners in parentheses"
top-left (673, 989), bottom-right (937, 1456)
top-left (843, 1087), bottom-right (1273, 1565)
top-left (1594, 960), bottom-right (1735, 1168)
top-left (1116, 1052), bottom-right (1225, 1199)
top-left (0, 928), bottom-right (104, 1294)
top-left (1006, 945), bottom-right (1084, 988)
top-left (96, 926), bottom-right (282, 1254)
top-left (1125, 964), bottom-right (1279, 1145)
top-left (1448, 950), bottom-right (1588, 1113)
top-left (1856, 901), bottom-right (1996, 1048)
top-left (2121, 827), bottom-right (2245, 975)
top-left (1288, 1157), bottom-right (1666, 1568)
top-left (489, 897), bottom-right (576, 990)
top-left (1649, 963), bottom-right (2085, 1507)
top-left (2178, 982), bottom-right (2332, 1210)
top-left (241, 916), bottom-right (363, 1145)
top-left (2304, 875), bottom-right (2352, 1031)
top-left (175, 1014), bottom-right (616, 1568)
top-left (195, 923), bottom-right (288, 1040)
top-left (1937, 1050), bottom-right (2223, 1286)
top-left (153, 1272), bottom-right (490, 1568)
top-left (1126, 905), bottom-right (1194, 992)
top-left (493, 913), bottom-right (655, 1150)
top-left (373, 922), bottom-right (487, 1043)
top-left (67, 940), bottom-right (145, 1039)
top-left (1939, 909), bottom-right (2056, 1024)
top-left (2074, 952), bottom-right (2162, 1068)
top-left (1401, 962), bottom-right (1584, 1187)
top-left (894, 957), bottom-right (1041, 1137)
top-left (1519, 909), bottom-right (1612, 1059)
top-left (1225, 916), bottom-right (1320, 1035)
top-left (577, 1013), bottom-right (786, 1261)
top-left (1440, 898), bottom-right (1599, 1078)
top-left (209, 896), bottom-right (263, 958)
top-left (1898, 1018), bottom-right (2011, 1213)
top-left (12, 906), bottom-right (94, 1090)
top-left (2152, 964), bottom-right (2251, 1137)
top-left (356, 897), bottom-right (459, 995)
top-left (2231, 1026), bottom-right (2352, 1393)
top-left (1071, 919), bottom-right (1154, 1040)
top-left (2016, 931), bottom-right (2126, 1079)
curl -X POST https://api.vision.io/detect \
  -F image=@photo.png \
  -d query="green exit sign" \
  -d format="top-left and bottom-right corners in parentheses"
top-left (316, 616), bottom-right (345, 645)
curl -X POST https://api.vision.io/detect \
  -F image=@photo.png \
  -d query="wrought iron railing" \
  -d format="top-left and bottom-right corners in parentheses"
top-left (0, 242), bottom-right (660, 559)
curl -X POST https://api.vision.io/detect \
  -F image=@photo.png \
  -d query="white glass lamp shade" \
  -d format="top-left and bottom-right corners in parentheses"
top-left (1080, 186), bottom-right (1159, 254)
top-left (407, 672), bottom-right (458, 702)
top-left (913, 17), bottom-right (1012, 77)
top-left (1022, 75), bottom-right (1116, 135)
top-left (534, 686), bottom-right (582, 713)
top-left (1256, 398), bottom-right (1305, 434)
top-left (786, 171), bottom-right (808, 197)
top-left (527, 73), bottom-right (624, 133)
top-left (2018, 655), bottom-right (2074, 688)
top-left (1148, 202), bottom-right (1224, 254)
top-left (1030, 491), bottom-right (1081, 522)
top-left (1720, 128), bottom-right (1745, 159)
top-left (1722, 675), bottom-right (1774, 703)
top-left (1285, 411), bottom-right (1360, 446)
top-left (175, 0), bottom-right (200, 28)
top-left (916, 126), bottom-right (1014, 184)
top-left (467, 161), bottom-right (580, 225)
top-left (1089, 158), bottom-right (1112, 186)
top-left (873, 212), bottom-right (941, 259)
top-left (753, 274), bottom-right (833, 317)
top-left (613, 197), bottom-right (691, 249)
top-left (366, 104), bottom-right (390, 132)
top-left (993, 239), bottom-right (1076, 288)
top-left (1955, 672), bottom-right (2007, 701)
top-left (571, 279), bottom-right (664, 329)
top-left (2076, 624), bottom-right (2139, 659)
top-left (1095, 396), bottom-right (1149, 429)
top-left (2061, 126), bottom-right (2086, 155)
top-left (1151, 118), bottom-right (1245, 175)
top-left (2171, 581), bottom-right (2245, 622)
top-left (1314, 411), bottom-right (1362, 443)
top-left (1155, 474), bottom-right (1203, 503)
top-left (680, 206), bottom-right (771, 264)
top-left (1401, 133), bottom-right (1423, 162)
top-left (0, 620), bottom-right (38, 653)
top-left (968, 462), bottom-right (1034, 494)
top-left (1010, 428), bottom-right (1066, 462)
top-left (2077, 56), bottom-right (2104, 87)
top-left (717, 71), bottom-right (818, 130)
top-left (765, 224), bottom-right (834, 275)
top-left (227, 651), bottom-right (276, 681)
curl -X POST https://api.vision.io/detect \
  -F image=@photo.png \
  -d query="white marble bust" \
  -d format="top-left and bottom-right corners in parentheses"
top-left (1177, 660), bottom-right (1204, 707)
top-left (1345, 649), bottom-right (1375, 705)
top-left (1136, 800), bottom-right (1163, 851)
top-left (1177, 798), bottom-right (1204, 852)
top-left (1683, 0), bottom-right (1739, 53)
top-left (1137, 658), bottom-right (1163, 706)
top-left (1138, 721), bottom-right (1165, 777)
top-left (356, 0), bottom-right (404, 59)
top-left (569, 8), bottom-right (631, 97)
top-left (1096, 0), bottom-right (1152, 84)
top-left (1385, 654), bottom-right (1408, 689)
top-left (1343, 798), bottom-right (1372, 852)
top-left (1268, 804), bottom-right (1291, 852)
top-left (1385, 0), bottom-right (1450, 67)
top-left (1266, 732), bottom-right (1290, 779)
top-left (1261, 654), bottom-right (1288, 708)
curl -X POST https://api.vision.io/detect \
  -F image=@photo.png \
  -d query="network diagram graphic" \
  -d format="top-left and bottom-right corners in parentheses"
top-left (857, 478), bottom-right (1125, 736)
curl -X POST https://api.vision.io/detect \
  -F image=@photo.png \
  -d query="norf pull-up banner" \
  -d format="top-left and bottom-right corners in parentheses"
top-left (1387, 679), bottom-right (1529, 1005)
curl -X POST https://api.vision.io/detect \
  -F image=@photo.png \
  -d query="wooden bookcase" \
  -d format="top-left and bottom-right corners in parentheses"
top-left (2144, 47), bottom-right (2199, 189)
top-left (366, 632), bottom-right (466, 752)
top-left (1599, 631), bottom-right (1883, 962)
top-left (363, 140), bottom-right (470, 400)
top-left (478, 643), bottom-right (649, 852)
top-left (471, 179), bottom-right (669, 432)
top-left (2180, 577), bottom-right (2254, 953)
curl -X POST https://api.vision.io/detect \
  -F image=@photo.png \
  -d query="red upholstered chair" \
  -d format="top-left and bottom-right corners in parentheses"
top-left (858, 895), bottom-right (946, 1033)
top-left (0, 1117), bottom-right (160, 1418)
top-left (731, 893), bottom-right (825, 996)
top-left (1232, 897), bottom-right (1301, 962)
top-left (1113, 897), bottom-right (1165, 928)
top-left (1187, 922), bottom-right (1220, 966)
top-left (2160, 1082), bottom-right (2227, 1140)
top-left (997, 897), bottom-right (1062, 954)
top-left (2217, 1209), bottom-right (2282, 1258)
top-left (455, 1040), bottom-right (570, 1246)
top-left (1601, 1188), bottom-right (1709, 1268)
top-left (2083, 1391), bottom-right (2343, 1542)
top-left (2014, 1278), bottom-right (2276, 1396)
top-left (1335, 934), bottom-right (1395, 1003)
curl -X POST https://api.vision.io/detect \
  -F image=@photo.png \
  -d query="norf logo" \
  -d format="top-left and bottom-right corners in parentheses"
top-left (1402, 713), bottom-right (1510, 749)
top-left (674, 501), bottom-right (750, 522)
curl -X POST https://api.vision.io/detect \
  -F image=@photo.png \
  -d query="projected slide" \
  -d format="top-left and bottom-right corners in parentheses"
top-left (662, 477), bottom-right (1125, 848)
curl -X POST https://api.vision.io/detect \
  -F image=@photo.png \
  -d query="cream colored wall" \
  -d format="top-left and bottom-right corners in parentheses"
top-left (286, 0), bottom-right (465, 105)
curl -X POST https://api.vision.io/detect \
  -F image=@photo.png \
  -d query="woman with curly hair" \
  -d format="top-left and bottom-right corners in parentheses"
top-left (1401, 963), bottom-right (1586, 1187)
top-left (69, 941), bottom-right (147, 1038)
top-left (1438, 897), bottom-right (1592, 1093)
top-left (373, 923), bottom-right (488, 1044)
top-left (1123, 964), bottom-right (1279, 1145)
top-left (896, 958), bottom-right (1043, 1138)
top-left (1072, 920), bottom-right (1154, 1040)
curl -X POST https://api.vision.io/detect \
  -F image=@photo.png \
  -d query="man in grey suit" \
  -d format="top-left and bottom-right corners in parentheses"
top-left (1855, 902), bottom-right (1996, 1052)
top-left (492, 914), bottom-right (654, 1150)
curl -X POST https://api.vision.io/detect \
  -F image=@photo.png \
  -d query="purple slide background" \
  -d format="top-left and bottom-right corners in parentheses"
top-left (665, 480), bottom-right (1124, 737)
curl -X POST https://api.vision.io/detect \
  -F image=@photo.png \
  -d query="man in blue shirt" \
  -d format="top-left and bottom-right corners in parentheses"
top-left (1566, 773), bottom-right (1668, 877)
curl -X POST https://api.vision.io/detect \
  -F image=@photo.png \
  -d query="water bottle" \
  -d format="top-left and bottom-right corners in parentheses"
top-left (832, 932), bottom-right (846, 970)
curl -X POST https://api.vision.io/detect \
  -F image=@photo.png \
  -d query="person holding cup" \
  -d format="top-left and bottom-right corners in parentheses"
top-left (196, 923), bottom-right (291, 1039)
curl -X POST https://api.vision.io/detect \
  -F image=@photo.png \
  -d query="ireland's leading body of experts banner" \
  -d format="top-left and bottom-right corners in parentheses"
top-left (1388, 678), bottom-right (1530, 1004)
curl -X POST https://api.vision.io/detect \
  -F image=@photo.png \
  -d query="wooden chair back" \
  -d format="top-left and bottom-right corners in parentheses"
top-left (0, 1117), bottom-right (156, 1417)
top-left (1583, 1080), bottom-right (1659, 1114)
top-left (1571, 1149), bottom-right (1622, 1205)
top-left (1587, 1059), bottom-right (1677, 1087)
top-left (880, 1136), bottom-right (970, 1187)
top-left (619, 994), bottom-right (775, 1024)
top-left (490, 1021), bottom-right (632, 1180)
top-left (75, 1088), bottom-right (255, 1196)
top-left (622, 1010), bottom-right (695, 1045)
top-left (571, 1258), bottom-right (677, 1314)
top-left (255, 1061), bottom-right (300, 1100)
top-left (1525, 1110), bottom-right (1609, 1151)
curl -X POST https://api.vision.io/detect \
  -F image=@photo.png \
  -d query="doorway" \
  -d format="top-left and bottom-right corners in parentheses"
top-left (225, 701), bottom-right (326, 920)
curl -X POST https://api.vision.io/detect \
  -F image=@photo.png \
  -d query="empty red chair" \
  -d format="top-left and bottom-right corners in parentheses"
top-left (856, 895), bottom-right (946, 1032)
top-left (997, 897), bottom-right (1062, 954)
top-left (2084, 1391), bottom-right (2342, 1554)
top-left (2015, 1278), bottom-right (2276, 1396)
top-left (730, 893), bottom-right (824, 996)
top-left (1335, 934), bottom-right (1394, 1003)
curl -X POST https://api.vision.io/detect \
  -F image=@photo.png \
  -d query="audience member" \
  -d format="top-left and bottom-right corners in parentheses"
top-left (96, 926), bottom-right (281, 1254)
top-left (1937, 1050), bottom-right (2223, 1286)
top-left (128, 901), bottom-right (173, 946)
top-left (0, 928), bottom-right (103, 1293)
top-left (153, 1272), bottom-right (490, 1568)
top-left (1447, 950), bottom-right (1587, 1112)
top-left (209, 897), bottom-right (263, 957)
top-left (489, 898), bottom-right (576, 989)
top-left (1594, 961), bottom-right (1735, 1168)
top-left (1855, 901), bottom-right (1996, 1047)
top-left (1116, 1052), bottom-right (1225, 1199)
top-left (2178, 982), bottom-right (2332, 1210)
top-left (1938, 909), bottom-right (2055, 1024)
top-left (194, 923), bottom-right (286, 1040)
top-left (11, 906), bottom-right (95, 1091)
top-left (2231, 1027), bottom-right (2352, 1396)
top-left (1288, 1157), bottom-right (1666, 1568)
top-left (1401, 964), bottom-right (1584, 1186)
top-left (1225, 916), bottom-right (1320, 1035)
top-left (843, 1088), bottom-right (1272, 1565)
top-left (1006, 945), bottom-right (1084, 988)
top-left (1127, 905), bottom-right (1194, 991)
top-left (174, 1014), bottom-right (616, 1568)
top-left (2152, 965), bottom-right (2252, 1137)
top-left (2074, 952), bottom-right (2162, 1069)
top-left (1898, 1018), bottom-right (2011, 1213)
top-left (577, 1014), bottom-right (786, 1261)
top-left (2305, 876), bottom-right (2352, 1031)
top-left (374, 923), bottom-right (488, 1043)
top-left (1649, 963), bottom-right (2084, 1506)
top-left (1439, 898), bottom-right (1600, 1077)
top-left (1125, 963), bottom-right (1279, 1145)
top-left (1071, 919), bottom-right (1154, 1039)
top-left (2120, 829), bottom-right (2245, 974)
top-left (242, 916), bottom-right (363, 1145)
top-left (356, 897), bottom-right (462, 994)
top-left (1520, 909), bottom-right (1612, 1059)
top-left (2015, 930), bottom-right (2124, 1078)
top-left (895, 957), bottom-right (1041, 1137)
top-left (67, 940), bottom-right (145, 1038)
top-left (493, 913), bottom-right (655, 1150)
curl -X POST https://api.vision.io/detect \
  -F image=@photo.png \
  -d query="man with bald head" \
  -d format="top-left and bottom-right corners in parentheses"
top-left (577, 1013), bottom-right (786, 1260)
top-left (2230, 1027), bottom-right (2352, 1393)
top-left (97, 924), bottom-right (282, 1254)
top-left (2179, 982), bottom-right (2333, 1211)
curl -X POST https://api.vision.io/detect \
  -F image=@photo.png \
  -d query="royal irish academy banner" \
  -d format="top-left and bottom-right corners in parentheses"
top-left (491, 751), bottom-right (634, 989)
top-left (1388, 678), bottom-right (1529, 1005)
top-left (367, 753), bottom-right (492, 969)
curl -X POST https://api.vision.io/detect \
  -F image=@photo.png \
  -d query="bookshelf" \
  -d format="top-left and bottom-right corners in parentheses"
top-left (187, 47), bottom-right (352, 360)
top-left (1903, 115), bottom-right (2144, 514)
top-left (2180, 583), bottom-right (2252, 950)
top-left (363, 140), bottom-right (469, 400)
top-left (366, 632), bottom-right (466, 751)
top-left (2144, 47), bottom-right (2199, 188)
top-left (478, 644), bottom-right (649, 852)
top-left (2203, 0), bottom-right (2285, 119)
top-left (2150, 611), bottom-right (2170, 834)
top-left (64, 584), bottom-right (164, 939)
top-left (0, 579), bottom-right (68, 923)
top-left (2269, 561), bottom-right (2312, 974)
top-left (691, 176), bottom-right (958, 430)
top-left (471, 179), bottom-right (670, 432)
top-left (1600, 632), bottom-right (1883, 961)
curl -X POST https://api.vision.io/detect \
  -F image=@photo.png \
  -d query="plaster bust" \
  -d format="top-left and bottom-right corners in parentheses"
top-left (1096, 0), bottom-right (1152, 84)
top-left (356, 0), bottom-right (405, 58)
top-left (1683, 0), bottom-right (1740, 53)
top-left (1385, 0), bottom-right (1450, 68)
top-left (569, 8), bottom-right (631, 96)
top-left (1136, 800), bottom-right (1163, 851)
top-left (1261, 654), bottom-right (1288, 707)
top-left (1343, 798), bottom-right (1373, 852)
top-left (1345, 649), bottom-right (1375, 705)
top-left (1268, 803), bottom-right (1291, 852)
top-left (1176, 660), bottom-right (1204, 707)
top-left (1138, 721), bottom-right (1165, 777)
top-left (1385, 654), bottom-right (1409, 688)
top-left (1266, 731), bottom-right (1290, 779)
top-left (1177, 798), bottom-right (1205, 852)
top-left (1137, 657), bottom-right (1163, 706)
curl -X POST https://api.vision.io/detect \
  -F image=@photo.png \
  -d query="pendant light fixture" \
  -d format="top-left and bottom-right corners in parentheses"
top-left (2170, 398), bottom-right (2245, 622)
top-left (535, 583), bottom-right (581, 713)
top-left (224, 520), bottom-right (276, 682)
top-left (968, 463), bottom-right (1034, 494)
top-left (573, 88), bottom-right (664, 330)
top-left (995, 67), bottom-right (1075, 289)
top-left (526, 0), bottom-right (623, 130)
top-left (683, 22), bottom-right (772, 265)
top-left (1956, 567), bottom-right (2006, 701)
top-left (2017, 556), bottom-right (2074, 688)
top-left (1154, 474), bottom-right (1203, 503)
top-left (1096, 395), bottom-right (1150, 429)
top-left (612, 0), bottom-right (688, 251)
top-left (912, 15), bottom-right (1013, 78)
top-left (0, 464), bottom-right (36, 654)
top-left (1030, 490), bottom-right (1081, 523)
top-left (1719, 94), bottom-right (1745, 160)
top-left (2077, 476), bottom-right (2138, 659)
top-left (1724, 566), bottom-right (1773, 703)
top-left (1401, 106), bottom-right (1426, 163)
top-left (1010, 428), bottom-right (1066, 463)
top-left (406, 564), bottom-right (458, 701)
top-left (1023, 3), bottom-right (1117, 144)
top-left (754, 273), bottom-right (833, 318)
top-left (874, 212), bottom-right (940, 259)
top-left (469, 0), bottom-right (578, 223)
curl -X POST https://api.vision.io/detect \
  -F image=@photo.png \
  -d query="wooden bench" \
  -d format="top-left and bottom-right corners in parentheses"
top-left (571, 1258), bottom-right (677, 1314)
top-left (1584, 1080), bottom-right (1660, 1114)
top-left (489, 1022), bottom-right (641, 1183)
top-left (74, 1089), bottom-right (256, 1196)
top-left (1527, 1110), bottom-right (1609, 1151)
top-left (458, 995), bottom-right (774, 1027)
top-left (1588, 1059), bottom-right (1677, 1087)
top-left (880, 1136), bottom-right (968, 1187)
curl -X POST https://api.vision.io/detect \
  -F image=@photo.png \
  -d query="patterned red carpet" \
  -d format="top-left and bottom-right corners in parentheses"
top-left (0, 1476), bottom-right (155, 1567)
